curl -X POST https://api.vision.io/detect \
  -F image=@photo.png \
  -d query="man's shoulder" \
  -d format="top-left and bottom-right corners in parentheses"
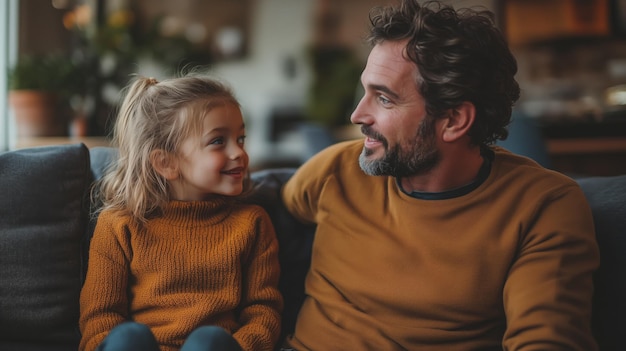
top-left (316, 139), bottom-right (363, 162)
top-left (284, 139), bottom-right (369, 198)
top-left (299, 139), bottom-right (364, 175)
top-left (491, 146), bottom-right (579, 191)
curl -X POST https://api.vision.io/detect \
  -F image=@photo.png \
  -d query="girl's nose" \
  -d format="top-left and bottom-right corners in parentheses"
top-left (230, 143), bottom-right (246, 160)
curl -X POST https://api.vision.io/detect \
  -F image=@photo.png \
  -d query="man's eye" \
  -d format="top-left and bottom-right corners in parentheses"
top-left (237, 135), bottom-right (246, 145)
top-left (378, 95), bottom-right (391, 105)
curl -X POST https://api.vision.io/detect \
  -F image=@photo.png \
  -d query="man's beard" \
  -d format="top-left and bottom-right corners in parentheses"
top-left (358, 116), bottom-right (439, 177)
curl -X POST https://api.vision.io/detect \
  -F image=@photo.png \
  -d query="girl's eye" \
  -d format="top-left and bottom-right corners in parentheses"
top-left (209, 137), bottom-right (224, 145)
top-left (237, 135), bottom-right (246, 145)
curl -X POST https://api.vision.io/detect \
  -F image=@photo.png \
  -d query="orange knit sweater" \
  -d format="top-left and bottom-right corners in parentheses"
top-left (79, 199), bottom-right (282, 351)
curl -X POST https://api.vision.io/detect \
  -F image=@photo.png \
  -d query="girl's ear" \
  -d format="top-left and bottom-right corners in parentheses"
top-left (150, 149), bottom-right (179, 180)
top-left (441, 101), bottom-right (475, 143)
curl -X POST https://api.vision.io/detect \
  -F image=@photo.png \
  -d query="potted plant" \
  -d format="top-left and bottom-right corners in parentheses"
top-left (7, 53), bottom-right (83, 137)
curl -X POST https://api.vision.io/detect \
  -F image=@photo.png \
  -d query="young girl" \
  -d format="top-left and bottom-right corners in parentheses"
top-left (79, 75), bottom-right (282, 351)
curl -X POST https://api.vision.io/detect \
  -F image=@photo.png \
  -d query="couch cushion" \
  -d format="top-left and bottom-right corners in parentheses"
top-left (0, 143), bottom-right (92, 348)
top-left (577, 175), bottom-right (626, 351)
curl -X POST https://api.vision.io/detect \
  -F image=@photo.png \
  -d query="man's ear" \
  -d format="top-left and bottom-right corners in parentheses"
top-left (441, 101), bottom-right (475, 143)
top-left (150, 149), bottom-right (179, 180)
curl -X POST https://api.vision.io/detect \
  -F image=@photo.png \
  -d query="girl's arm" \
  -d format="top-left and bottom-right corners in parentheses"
top-left (79, 211), bottom-right (132, 351)
top-left (233, 208), bottom-right (283, 351)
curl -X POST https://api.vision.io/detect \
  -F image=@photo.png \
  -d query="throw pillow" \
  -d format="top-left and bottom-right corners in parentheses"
top-left (0, 143), bottom-right (91, 347)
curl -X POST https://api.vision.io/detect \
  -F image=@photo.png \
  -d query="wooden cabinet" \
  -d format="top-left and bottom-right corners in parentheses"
top-left (548, 137), bottom-right (626, 176)
top-left (504, 0), bottom-right (611, 46)
top-left (541, 118), bottom-right (626, 176)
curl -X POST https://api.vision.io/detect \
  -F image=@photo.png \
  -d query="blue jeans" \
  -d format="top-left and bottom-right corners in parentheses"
top-left (96, 322), bottom-right (243, 351)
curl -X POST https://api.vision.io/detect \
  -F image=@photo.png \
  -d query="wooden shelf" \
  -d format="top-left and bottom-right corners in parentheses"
top-left (547, 137), bottom-right (626, 176)
top-left (547, 137), bottom-right (626, 155)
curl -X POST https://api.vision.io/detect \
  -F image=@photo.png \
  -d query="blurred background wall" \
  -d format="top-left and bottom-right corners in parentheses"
top-left (5, 0), bottom-right (626, 175)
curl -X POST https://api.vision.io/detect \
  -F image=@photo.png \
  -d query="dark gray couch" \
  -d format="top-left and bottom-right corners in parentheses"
top-left (0, 143), bottom-right (623, 350)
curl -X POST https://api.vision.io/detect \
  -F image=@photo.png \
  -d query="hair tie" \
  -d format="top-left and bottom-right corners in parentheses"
top-left (147, 77), bottom-right (158, 85)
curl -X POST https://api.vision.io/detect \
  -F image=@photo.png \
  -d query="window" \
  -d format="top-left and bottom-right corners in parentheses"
top-left (0, 0), bottom-right (18, 151)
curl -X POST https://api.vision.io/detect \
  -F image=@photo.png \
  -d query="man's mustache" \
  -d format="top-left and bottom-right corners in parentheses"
top-left (361, 125), bottom-right (388, 148)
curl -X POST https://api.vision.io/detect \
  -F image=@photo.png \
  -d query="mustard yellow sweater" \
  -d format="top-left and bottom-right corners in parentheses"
top-left (79, 200), bottom-right (282, 351)
top-left (281, 140), bottom-right (599, 351)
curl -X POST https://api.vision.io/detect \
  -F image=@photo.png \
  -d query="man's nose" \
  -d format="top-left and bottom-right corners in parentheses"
top-left (350, 96), bottom-right (368, 125)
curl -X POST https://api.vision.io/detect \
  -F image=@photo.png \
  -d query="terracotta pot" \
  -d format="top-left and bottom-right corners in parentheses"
top-left (8, 90), bottom-right (69, 137)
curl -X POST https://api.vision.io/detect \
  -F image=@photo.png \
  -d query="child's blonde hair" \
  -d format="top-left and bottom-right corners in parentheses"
top-left (97, 74), bottom-right (241, 223)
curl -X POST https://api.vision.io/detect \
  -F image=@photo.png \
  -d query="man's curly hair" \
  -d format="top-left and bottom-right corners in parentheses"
top-left (367, 0), bottom-right (520, 146)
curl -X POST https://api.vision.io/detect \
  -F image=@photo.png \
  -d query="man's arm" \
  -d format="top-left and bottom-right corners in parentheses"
top-left (502, 184), bottom-right (599, 350)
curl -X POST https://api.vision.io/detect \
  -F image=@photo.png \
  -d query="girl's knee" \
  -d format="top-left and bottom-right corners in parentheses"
top-left (111, 322), bottom-right (152, 338)
top-left (98, 322), bottom-right (158, 351)
top-left (183, 326), bottom-right (242, 351)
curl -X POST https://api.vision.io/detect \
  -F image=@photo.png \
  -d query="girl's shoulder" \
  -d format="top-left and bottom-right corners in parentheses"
top-left (94, 208), bottom-right (139, 235)
top-left (97, 207), bottom-right (133, 222)
top-left (90, 208), bottom-right (136, 254)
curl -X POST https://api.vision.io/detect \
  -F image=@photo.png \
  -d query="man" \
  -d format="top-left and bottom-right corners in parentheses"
top-left (280, 0), bottom-right (599, 350)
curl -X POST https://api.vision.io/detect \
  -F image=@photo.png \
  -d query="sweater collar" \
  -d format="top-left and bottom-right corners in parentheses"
top-left (158, 198), bottom-right (232, 227)
top-left (400, 147), bottom-right (494, 200)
